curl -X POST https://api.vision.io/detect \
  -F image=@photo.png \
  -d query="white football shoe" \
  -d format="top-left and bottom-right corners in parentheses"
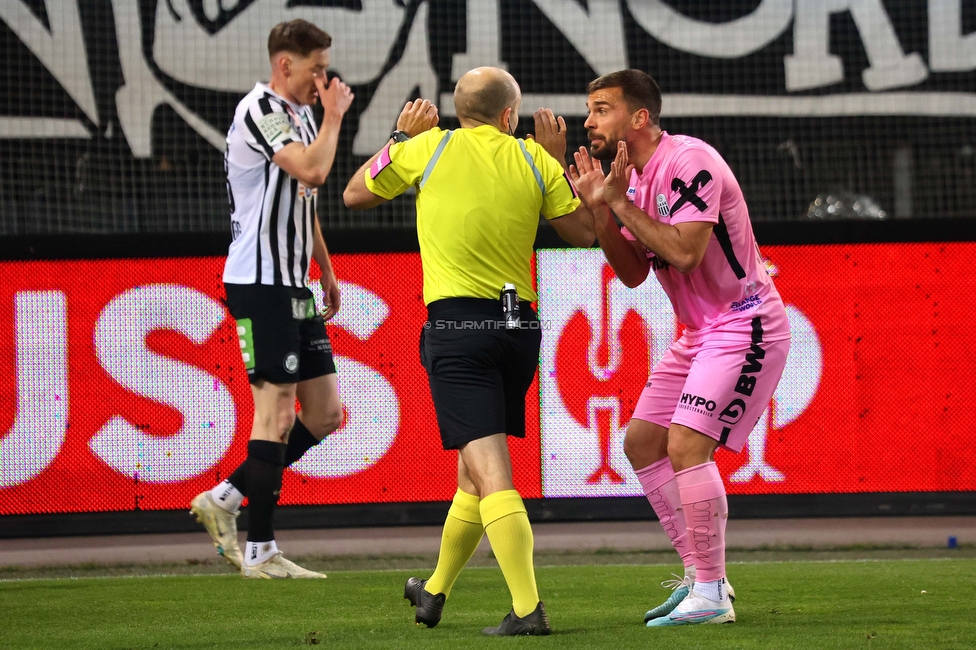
top-left (644, 574), bottom-right (694, 622)
top-left (241, 552), bottom-right (327, 579)
top-left (190, 492), bottom-right (242, 569)
top-left (644, 573), bottom-right (736, 624)
top-left (646, 583), bottom-right (735, 626)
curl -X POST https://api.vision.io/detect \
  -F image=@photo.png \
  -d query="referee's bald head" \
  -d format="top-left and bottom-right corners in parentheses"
top-left (454, 67), bottom-right (520, 126)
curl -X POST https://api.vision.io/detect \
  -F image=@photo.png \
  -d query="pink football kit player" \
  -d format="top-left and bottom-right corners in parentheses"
top-left (569, 70), bottom-right (790, 626)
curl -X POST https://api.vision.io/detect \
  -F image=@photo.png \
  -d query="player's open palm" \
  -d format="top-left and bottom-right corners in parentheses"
top-left (317, 76), bottom-right (354, 119)
top-left (571, 146), bottom-right (606, 207)
top-left (604, 141), bottom-right (635, 207)
top-left (397, 99), bottom-right (439, 137)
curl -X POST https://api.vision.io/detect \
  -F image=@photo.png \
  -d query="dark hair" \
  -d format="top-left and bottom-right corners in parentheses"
top-left (587, 70), bottom-right (662, 125)
top-left (268, 20), bottom-right (332, 58)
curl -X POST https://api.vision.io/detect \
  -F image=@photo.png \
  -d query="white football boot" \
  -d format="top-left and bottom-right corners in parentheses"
top-left (190, 492), bottom-right (242, 569)
top-left (241, 553), bottom-right (327, 579)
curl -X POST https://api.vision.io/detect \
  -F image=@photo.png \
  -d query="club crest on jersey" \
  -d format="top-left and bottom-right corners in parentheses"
top-left (626, 186), bottom-right (636, 202)
top-left (656, 193), bottom-right (671, 218)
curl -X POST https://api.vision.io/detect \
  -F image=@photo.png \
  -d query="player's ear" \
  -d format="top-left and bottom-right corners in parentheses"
top-left (632, 108), bottom-right (649, 130)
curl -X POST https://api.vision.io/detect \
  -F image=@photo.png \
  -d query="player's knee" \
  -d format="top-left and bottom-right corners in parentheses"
top-left (308, 404), bottom-right (343, 438)
top-left (622, 431), bottom-right (642, 464)
top-left (277, 409), bottom-right (297, 439)
top-left (666, 436), bottom-right (691, 467)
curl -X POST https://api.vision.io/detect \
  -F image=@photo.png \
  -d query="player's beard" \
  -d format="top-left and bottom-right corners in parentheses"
top-left (589, 134), bottom-right (619, 161)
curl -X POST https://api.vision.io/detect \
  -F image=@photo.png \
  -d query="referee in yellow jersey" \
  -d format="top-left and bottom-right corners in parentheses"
top-left (344, 67), bottom-right (594, 636)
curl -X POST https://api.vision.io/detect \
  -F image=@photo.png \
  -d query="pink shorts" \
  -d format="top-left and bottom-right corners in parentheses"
top-left (632, 326), bottom-right (789, 453)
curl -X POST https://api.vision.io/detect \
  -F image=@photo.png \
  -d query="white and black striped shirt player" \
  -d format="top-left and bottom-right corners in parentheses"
top-left (224, 82), bottom-right (319, 287)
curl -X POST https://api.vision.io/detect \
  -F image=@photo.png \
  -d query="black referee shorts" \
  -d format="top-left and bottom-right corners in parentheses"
top-left (224, 283), bottom-right (336, 385)
top-left (420, 298), bottom-right (542, 450)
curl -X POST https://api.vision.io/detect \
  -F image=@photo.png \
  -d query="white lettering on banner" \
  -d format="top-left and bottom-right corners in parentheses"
top-left (289, 281), bottom-right (399, 477)
top-left (532, 0), bottom-right (626, 75)
top-left (89, 285), bottom-right (236, 483)
top-left (452, 0), bottom-right (505, 79)
top-left (0, 292), bottom-right (68, 488)
top-left (626, 0), bottom-right (793, 58)
top-left (152, 0), bottom-right (404, 93)
top-left (0, 0), bottom-right (97, 124)
top-left (110, 0), bottom-right (226, 157)
top-left (352, 2), bottom-right (439, 155)
top-left (786, 0), bottom-right (928, 91)
top-left (730, 305), bottom-right (823, 483)
top-left (538, 249), bottom-right (675, 498)
top-left (929, 0), bottom-right (976, 72)
top-left (2, 2), bottom-right (975, 148)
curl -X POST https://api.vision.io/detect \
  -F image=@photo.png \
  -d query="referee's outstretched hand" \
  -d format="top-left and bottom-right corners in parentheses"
top-left (396, 99), bottom-right (439, 137)
top-left (528, 108), bottom-right (567, 165)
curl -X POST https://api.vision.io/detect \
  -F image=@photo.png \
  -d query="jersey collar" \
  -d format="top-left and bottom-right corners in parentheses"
top-left (255, 82), bottom-right (304, 113)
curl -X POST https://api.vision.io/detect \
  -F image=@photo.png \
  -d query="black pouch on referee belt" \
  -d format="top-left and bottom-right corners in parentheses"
top-left (500, 283), bottom-right (520, 329)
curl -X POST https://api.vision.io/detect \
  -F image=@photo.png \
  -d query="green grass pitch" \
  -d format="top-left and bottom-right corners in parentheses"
top-left (2, 558), bottom-right (974, 649)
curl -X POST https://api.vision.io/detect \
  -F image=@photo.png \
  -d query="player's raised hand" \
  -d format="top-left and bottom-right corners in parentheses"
top-left (528, 108), bottom-right (567, 165)
top-left (604, 141), bottom-right (635, 208)
top-left (570, 146), bottom-right (606, 207)
top-left (317, 76), bottom-right (354, 120)
top-left (396, 99), bottom-right (439, 137)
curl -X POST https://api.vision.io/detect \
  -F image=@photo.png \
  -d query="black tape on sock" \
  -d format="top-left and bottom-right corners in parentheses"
top-left (285, 418), bottom-right (321, 466)
top-left (247, 439), bottom-right (287, 466)
top-left (227, 461), bottom-right (248, 495)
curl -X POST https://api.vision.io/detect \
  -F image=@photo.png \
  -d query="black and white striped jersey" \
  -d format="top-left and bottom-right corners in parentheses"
top-left (223, 83), bottom-right (319, 287)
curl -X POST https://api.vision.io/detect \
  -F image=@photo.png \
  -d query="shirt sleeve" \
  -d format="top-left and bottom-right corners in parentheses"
top-left (523, 140), bottom-right (581, 221)
top-left (364, 129), bottom-right (445, 200)
top-left (242, 97), bottom-right (302, 160)
top-left (664, 146), bottom-right (724, 226)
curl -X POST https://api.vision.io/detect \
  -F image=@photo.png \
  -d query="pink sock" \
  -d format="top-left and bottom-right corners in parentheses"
top-left (635, 458), bottom-right (694, 569)
top-left (675, 461), bottom-right (728, 583)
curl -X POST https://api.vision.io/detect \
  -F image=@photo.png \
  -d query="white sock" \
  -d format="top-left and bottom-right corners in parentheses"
top-left (684, 565), bottom-right (697, 582)
top-left (693, 577), bottom-right (728, 603)
top-left (244, 540), bottom-right (278, 566)
top-left (210, 480), bottom-right (244, 513)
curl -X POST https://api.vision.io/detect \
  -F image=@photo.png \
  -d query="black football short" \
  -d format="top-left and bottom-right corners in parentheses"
top-left (420, 298), bottom-right (542, 450)
top-left (224, 283), bottom-right (336, 385)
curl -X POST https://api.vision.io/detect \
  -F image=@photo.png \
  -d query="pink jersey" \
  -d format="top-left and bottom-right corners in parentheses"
top-left (621, 132), bottom-right (789, 341)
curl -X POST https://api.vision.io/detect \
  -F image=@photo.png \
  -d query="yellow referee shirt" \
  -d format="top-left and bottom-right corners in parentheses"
top-left (364, 125), bottom-right (580, 304)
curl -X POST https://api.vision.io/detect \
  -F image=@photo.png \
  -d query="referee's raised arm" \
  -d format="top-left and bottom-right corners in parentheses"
top-left (343, 99), bottom-right (440, 210)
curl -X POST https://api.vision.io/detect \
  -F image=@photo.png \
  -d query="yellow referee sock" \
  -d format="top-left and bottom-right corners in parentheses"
top-left (480, 489), bottom-right (539, 617)
top-left (425, 489), bottom-right (483, 598)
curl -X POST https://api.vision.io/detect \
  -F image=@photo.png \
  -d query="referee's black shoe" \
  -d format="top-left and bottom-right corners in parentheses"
top-left (404, 577), bottom-right (445, 628)
top-left (482, 601), bottom-right (552, 636)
